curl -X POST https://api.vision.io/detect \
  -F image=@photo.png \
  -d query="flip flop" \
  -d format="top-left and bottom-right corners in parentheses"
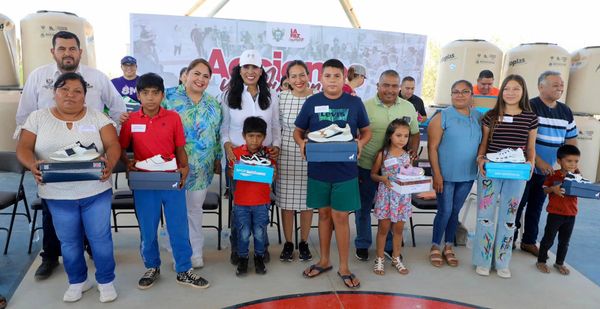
top-left (337, 271), bottom-right (360, 288)
top-left (302, 264), bottom-right (333, 278)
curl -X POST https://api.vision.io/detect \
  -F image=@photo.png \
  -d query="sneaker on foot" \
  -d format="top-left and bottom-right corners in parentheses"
top-left (475, 266), bottom-right (490, 276)
top-left (236, 257), bottom-right (249, 276)
top-left (496, 268), bottom-right (512, 278)
top-left (486, 148), bottom-right (526, 163)
top-left (35, 260), bottom-right (60, 280)
top-left (355, 248), bottom-right (369, 261)
top-left (176, 269), bottom-right (209, 288)
top-left (383, 249), bottom-right (393, 261)
top-left (279, 242), bottom-right (294, 262)
top-left (138, 268), bottom-right (160, 290)
top-left (298, 241), bottom-right (313, 261)
top-left (135, 154), bottom-right (178, 171)
top-left (520, 243), bottom-right (539, 257)
top-left (230, 252), bottom-right (240, 265)
top-left (50, 141), bottom-right (100, 162)
top-left (98, 281), bottom-right (118, 303)
top-left (63, 280), bottom-right (93, 302)
top-left (254, 255), bottom-right (267, 274)
top-left (307, 123), bottom-right (353, 142)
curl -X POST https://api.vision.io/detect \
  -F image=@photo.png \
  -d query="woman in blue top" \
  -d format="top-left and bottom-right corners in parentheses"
top-left (163, 58), bottom-right (222, 268)
top-left (427, 80), bottom-right (482, 268)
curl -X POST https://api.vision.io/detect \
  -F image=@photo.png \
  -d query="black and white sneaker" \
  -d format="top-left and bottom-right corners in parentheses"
top-left (138, 268), bottom-right (160, 290)
top-left (565, 172), bottom-right (591, 183)
top-left (280, 242), bottom-right (294, 262)
top-left (254, 255), bottom-right (267, 274)
top-left (236, 257), bottom-right (249, 276)
top-left (176, 269), bottom-right (209, 289)
top-left (355, 248), bottom-right (369, 261)
top-left (298, 241), bottom-right (313, 261)
top-left (240, 154), bottom-right (271, 166)
top-left (383, 249), bottom-right (393, 261)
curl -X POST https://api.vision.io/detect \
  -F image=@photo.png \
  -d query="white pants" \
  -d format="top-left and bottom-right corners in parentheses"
top-left (165, 189), bottom-right (207, 263)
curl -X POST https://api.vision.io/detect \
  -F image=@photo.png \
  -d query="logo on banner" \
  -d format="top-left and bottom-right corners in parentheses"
top-left (272, 28), bottom-right (285, 42)
top-left (290, 28), bottom-right (304, 42)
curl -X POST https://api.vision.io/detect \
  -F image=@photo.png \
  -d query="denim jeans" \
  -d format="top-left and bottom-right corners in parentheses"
top-left (229, 179), bottom-right (270, 254)
top-left (472, 176), bottom-right (526, 270)
top-left (46, 189), bottom-right (115, 284)
top-left (234, 204), bottom-right (269, 258)
top-left (514, 173), bottom-right (547, 245)
top-left (355, 167), bottom-right (377, 249)
top-left (432, 180), bottom-right (474, 247)
top-left (134, 189), bottom-right (192, 273)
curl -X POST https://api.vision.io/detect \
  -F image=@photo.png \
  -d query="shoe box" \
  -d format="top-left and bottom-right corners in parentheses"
top-left (562, 181), bottom-right (600, 199)
top-left (390, 175), bottom-right (432, 194)
top-left (39, 161), bottom-right (104, 183)
top-left (484, 162), bottom-right (532, 180)
top-left (128, 171), bottom-right (182, 190)
top-left (233, 162), bottom-right (274, 184)
top-left (305, 141), bottom-right (357, 162)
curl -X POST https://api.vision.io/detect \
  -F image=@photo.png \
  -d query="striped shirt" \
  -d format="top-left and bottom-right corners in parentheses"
top-left (482, 110), bottom-right (538, 153)
top-left (530, 97), bottom-right (578, 175)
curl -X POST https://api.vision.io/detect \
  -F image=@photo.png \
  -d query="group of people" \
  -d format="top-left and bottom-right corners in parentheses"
top-left (7, 29), bottom-right (584, 305)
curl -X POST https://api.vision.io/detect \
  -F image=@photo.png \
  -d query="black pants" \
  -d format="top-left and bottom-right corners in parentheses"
top-left (515, 173), bottom-right (547, 244)
top-left (537, 213), bottom-right (575, 265)
top-left (41, 199), bottom-right (91, 262)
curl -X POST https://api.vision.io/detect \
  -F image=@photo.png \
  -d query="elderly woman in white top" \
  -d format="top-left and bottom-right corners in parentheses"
top-left (220, 49), bottom-right (281, 264)
top-left (16, 72), bottom-right (121, 303)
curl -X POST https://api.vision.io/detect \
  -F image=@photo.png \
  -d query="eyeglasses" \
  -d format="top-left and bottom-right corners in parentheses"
top-left (451, 90), bottom-right (472, 96)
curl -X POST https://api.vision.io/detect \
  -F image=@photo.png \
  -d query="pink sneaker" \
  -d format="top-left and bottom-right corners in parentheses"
top-left (400, 165), bottom-right (425, 176)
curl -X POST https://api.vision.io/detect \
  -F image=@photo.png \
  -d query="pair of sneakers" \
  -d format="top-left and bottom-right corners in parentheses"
top-left (564, 172), bottom-right (592, 184)
top-left (50, 141), bottom-right (100, 162)
top-left (475, 266), bottom-right (511, 278)
top-left (63, 280), bottom-right (117, 303)
top-left (138, 267), bottom-right (209, 290)
top-left (236, 255), bottom-right (267, 276)
top-left (307, 123), bottom-right (353, 143)
top-left (135, 154), bottom-right (178, 171)
top-left (279, 241), bottom-right (313, 262)
top-left (486, 148), bottom-right (526, 163)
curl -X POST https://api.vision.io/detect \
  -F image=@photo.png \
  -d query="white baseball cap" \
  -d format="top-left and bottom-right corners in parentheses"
top-left (239, 49), bottom-right (262, 67)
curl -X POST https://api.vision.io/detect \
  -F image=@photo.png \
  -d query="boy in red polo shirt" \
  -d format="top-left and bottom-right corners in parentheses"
top-left (119, 73), bottom-right (209, 289)
top-left (536, 145), bottom-right (581, 276)
top-left (227, 117), bottom-right (275, 276)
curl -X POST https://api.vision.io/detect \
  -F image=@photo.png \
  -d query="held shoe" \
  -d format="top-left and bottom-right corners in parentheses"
top-left (565, 172), bottom-right (592, 183)
top-left (240, 154), bottom-right (271, 166)
top-left (307, 123), bottom-right (353, 142)
top-left (63, 280), bottom-right (93, 302)
top-left (135, 154), bottom-right (177, 171)
top-left (485, 148), bottom-right (526, 163)
top-left (396, 166), bottom-right (426, 181)
top-left (98, 281), bottom-right (118, 303)
top-left (50, 141), bottom-right (100, 162)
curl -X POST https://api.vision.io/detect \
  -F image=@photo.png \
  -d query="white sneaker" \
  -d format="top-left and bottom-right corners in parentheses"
top-left (50, 141), bottom-right (100, 162)
top-left (63, 280), bottom-right (93, 302)
top-left (307, 124), bottom-right (353, 142)
top-left (240, 154), bottom-right (271, 166)
top-left (475, 266), bottom-right (490, 276)
top-left (135, 154), bottom-right (177, 171)
top-left (98, 281), bottom-right (118, 303)
top-left (496, 268), bottom-right (512, 278)
top-left (486, 148), bottom-right (526, 163)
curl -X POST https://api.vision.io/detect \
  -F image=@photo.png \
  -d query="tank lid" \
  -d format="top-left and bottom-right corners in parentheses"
top-left (35, 10), bottom-right (78, 17)
top-left (584, 46), bottom-right (600, 49)
top-left (455, 39), bottom-right (487, 42)
top-left (520, 42), bottom-right (557, 46)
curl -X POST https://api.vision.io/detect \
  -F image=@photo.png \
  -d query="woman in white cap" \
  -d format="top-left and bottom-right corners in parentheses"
top-left (342, 64), bottom-right (367, 95)
top-left (220, 49), bottom-right (281, 265)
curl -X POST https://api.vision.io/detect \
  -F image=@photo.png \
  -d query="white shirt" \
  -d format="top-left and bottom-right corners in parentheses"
top-left (16, 63), bottom-right (126, 127)
top-left (219, 85), bottom-right (282, 148)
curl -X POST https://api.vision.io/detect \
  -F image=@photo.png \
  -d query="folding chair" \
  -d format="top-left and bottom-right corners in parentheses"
top-left (0, 151), bottom-right (32, 254)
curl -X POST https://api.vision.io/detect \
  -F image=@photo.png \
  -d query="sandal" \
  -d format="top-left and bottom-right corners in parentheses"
top-left (391, 256), bottom-right (409, 275)
top-left (373, 257), bottom-right (385, 275)
top-left (536, 262), bottom-right (550, 274)
top-left (302, 264), bottom-right (333, 278)
top-left (337, 271), bottom-right (360, 288)
top-left (443, 247), bottom-right (459, 267)
top-left (429, 247), bottom-right (443, 267)
top-left (554, 264), bottom-right (570, 276)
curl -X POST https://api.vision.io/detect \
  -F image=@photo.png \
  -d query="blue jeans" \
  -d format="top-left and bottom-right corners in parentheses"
top-left (134, 189), bottom-right (192, 273)
top-left (432, 180), bottom-right (474, 247)
top-left (355, 167), bottom-right (377, 249)
top-left (229, 178), bottom-right (270, 254)
top-left (472, 176), bottom-right (526, 270)
top-left (514, 173), bottom-right (547, 245)
top-left (234, 204), bottom-right (269, 258)
top-left (46, 189), bottom-right (115, 284)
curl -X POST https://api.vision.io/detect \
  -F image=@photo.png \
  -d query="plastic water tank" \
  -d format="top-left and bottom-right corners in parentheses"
top-left (0, 90), bottom-right (21, 151)
top-left (0, 14), bottom-right (19, 87)
top-left (434, 39), bottom-right (503, 105)
top-left (574, 115), bottom-right (600, 182)
top-left (20, 10), bottom-right (96, 81)
top-left (566, 46), bottom-right (600, 115)
top-left (502, 43), bottom-right (570, 102)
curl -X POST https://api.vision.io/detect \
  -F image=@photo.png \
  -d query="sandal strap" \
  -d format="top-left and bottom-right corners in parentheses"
top-left (392, 257), bottom-right (407, 271)
top-left (374, 257), bottom-right (385, 272)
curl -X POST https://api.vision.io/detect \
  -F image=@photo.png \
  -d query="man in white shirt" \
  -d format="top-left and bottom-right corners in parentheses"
top-left (16, 31), bottom-right (126, 281)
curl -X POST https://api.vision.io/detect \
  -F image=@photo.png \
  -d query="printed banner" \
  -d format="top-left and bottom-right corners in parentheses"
top-left (131, 14), bottom-right (427, 98)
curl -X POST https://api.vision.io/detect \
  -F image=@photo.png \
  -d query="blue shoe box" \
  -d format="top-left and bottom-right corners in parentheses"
top-left (233, 162), bottom-right (274, 184)
top-left (40, 161), bottom-right (104, 183)
top-left (562, 181), bottom-right (600, 199)
top-left (128, 171), bottom-right (182, 190)
top-left (306, 141), bottom-right (357, 162)
top-left (484, 162), bottom-right (531, 180)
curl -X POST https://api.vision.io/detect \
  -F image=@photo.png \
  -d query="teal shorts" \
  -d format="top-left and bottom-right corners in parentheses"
top-left (306, 177), bottom-right (360, 212)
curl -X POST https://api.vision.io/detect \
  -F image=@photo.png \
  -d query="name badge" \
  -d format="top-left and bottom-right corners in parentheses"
top-left (502, 116), bottom-right (513, 123)
top-left (78, 124), bottom-right (97, 133)
top-left (131, 124), bottom-right (147, 133)
top-left (384, 157), bottom-right (399, 168)
top-left (314, 105), bottom-right (329, 113)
